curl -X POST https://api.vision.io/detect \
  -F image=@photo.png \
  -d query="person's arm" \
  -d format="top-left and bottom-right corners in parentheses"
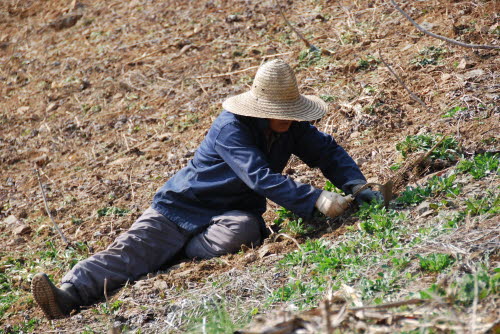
top-left (291, 122), bottom-right (366, 190)
top-left (214, 121), bottom-right (322, 218)
top-left (292, 122), bottom-right (381, 204)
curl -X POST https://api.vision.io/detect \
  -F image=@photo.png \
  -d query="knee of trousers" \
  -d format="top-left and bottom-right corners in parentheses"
top-left (185, 210), bottom-right (262, 259)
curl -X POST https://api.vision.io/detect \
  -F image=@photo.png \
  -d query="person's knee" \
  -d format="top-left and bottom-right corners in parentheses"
top-left (185, 211), bottom-right (262, 259)
top-left (214, 210), bottom-right (262, 245)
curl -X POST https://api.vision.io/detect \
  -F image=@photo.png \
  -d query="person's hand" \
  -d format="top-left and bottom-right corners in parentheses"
top-left (315, 191), bottom-right (354, 218)
top-left (351, 184), bottom-right (382, 205)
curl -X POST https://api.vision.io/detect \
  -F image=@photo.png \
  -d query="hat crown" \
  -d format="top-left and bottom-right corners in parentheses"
top-left (251, 59), bottom-right (300, 101)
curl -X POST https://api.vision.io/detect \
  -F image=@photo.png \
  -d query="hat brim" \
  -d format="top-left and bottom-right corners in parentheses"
top-left (222, 91), bottom-right (327, 122)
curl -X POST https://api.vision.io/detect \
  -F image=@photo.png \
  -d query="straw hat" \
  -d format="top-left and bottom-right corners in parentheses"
top-left (222, 59), bottom-right (327, 121)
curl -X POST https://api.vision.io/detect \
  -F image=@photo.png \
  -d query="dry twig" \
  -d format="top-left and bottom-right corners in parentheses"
top-left (390, 0), bottom-right (500, 50)
top-left (378, 50), bottom-right (429, 110)
top-left (392, 136), bottom-right (446, 190)
top-left (35, 168), bottom-right (69, 244)
top-left (195, 65), bottom-right (259, 79)
top-left (275, 0), bottom-right (318, 51)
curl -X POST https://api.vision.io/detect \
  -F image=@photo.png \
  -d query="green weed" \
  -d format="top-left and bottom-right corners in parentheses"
top-left (98, 300), bottom-right (124, 315)
top-left (360, 270), bottom-right (400, 300)
top-left (412, 46), bottom-right (447, 66)
top-left (464, 190), bottom-right (499, 216)
top-left (444, 212), bottom-right (466, 228)
top-left (442, 106), bottom-right (467, 118)
top-left (395, 134), bottom-right (460, 161)
top-left (97, 206), bottom-right (130, 217)
top-left (185, 299), bottom-right (251, 334)
top-left (274, 207), bottom-right (313, 237)
top-left (456, 153), bottom-right (499, 180)
top-left (320, 95), bottom-right (337, 103)
top-left (389, 162), bottom-right (402, 171)
top-left (274, 202), bottom-right (410, 306)
top-left (396, 174), bottom-right (462, 206)
top-left (297, 48), bottom-right (328, 69)
top-left (357, 56), bottom-right (379, 71)
top-left (0, 318), bottom-right (40, 334)
top-left (418, 253), bottom-right (454, 272)
top-left (418, 267), bottom-right (499, 306)
top-left (452, 268), bottom-right (499, 306)
top-left (271, 279), bottom-right (319, 306)
top-left (323, 180), bottom-right (343, 194)
top-left (426, 174), bottom-right (462, 198)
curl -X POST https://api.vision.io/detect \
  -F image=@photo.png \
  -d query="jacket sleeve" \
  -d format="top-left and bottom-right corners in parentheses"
top-left (214, 122), bottom-right (322, 218)
top-left (291, 122), bottom-right (366, 191)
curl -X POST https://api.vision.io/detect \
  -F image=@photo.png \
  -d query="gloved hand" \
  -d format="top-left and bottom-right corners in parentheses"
top-left (351, 184), bottom-right (383, 205)
top-left (343, 179), bottom-right (382, 205)
top-left (315, 191), bottom-right (354, 218)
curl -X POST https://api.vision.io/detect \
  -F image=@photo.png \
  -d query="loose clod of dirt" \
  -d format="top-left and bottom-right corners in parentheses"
top-left (0, 0), bottom-right (498, 333)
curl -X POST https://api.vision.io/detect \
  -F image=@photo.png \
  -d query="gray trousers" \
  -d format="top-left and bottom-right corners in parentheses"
top-left (62, 207), bottom-right (262, 305)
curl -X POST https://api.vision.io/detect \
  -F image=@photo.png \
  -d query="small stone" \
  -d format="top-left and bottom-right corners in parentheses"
top-left (33, 154), bottom-right (50, 167)
top-left (356, 158), bottom-right (368, 167)
top-left (3, 215), bottom-right (19, 225)
top-left (226, 15), bottom-right (243, 23)
top-left (13, 224), bottom-right (31, 235)
top-left (441, 73), bottom-right (452, 81)
top-left (420, 21), bottom-right (435, 30)
top-left (17, 106), bottom-right (30, 114)
top-left (243, 252), bottom-right (257, 264)
top-left (46, 102), bottom-right (58, 112)
top-left (463, 69), bottom-right (484, 80)
top-left (7, 237), bottom-right (26, 246)
top-left (350, 131), bottom-right (361, 139)
top-left (153, 279), bottom-right (168, 291)
top-left (416, 201), bottom-right (431, 215)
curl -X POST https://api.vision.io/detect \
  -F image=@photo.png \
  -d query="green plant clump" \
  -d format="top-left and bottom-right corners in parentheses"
top-left (464, 190), bottom-right (499, 216)
top-left (442, 106), bottom-right (467, 118)
top-left (419, 267), bottom-right (499, 306)
top-left (396, 174), bottom-right (462, 206)
top-left (395, 134), bottom-right (460, 161)
top-left (412, 46), bottom-right (447, 66)
top-left (274, 207), bottom-right (313, 237)
top-left (298, 48), bottom-right (325, 69)
top-left (323, 180), bottom-right (343, 194)
top-left (272, 202), bottom-right (408, 306)
top-left (456, 153), bottom-right (499, 180)
top-left (97, 206), bottom-right (130, 217)
top-left (418, 253), bottom-right (454, 272)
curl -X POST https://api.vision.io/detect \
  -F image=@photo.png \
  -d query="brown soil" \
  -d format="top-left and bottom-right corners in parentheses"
top-left (0, 0), bottom-right (498, 332)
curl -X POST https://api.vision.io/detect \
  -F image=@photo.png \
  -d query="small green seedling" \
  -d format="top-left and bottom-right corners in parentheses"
top-left (442, 106), bottom-right (467, 118)
top-left (456, 153), bottom-right (499, 180)
top-left (396, 134), bottom-right (460, 162)
top-left (418, 253), bottom-right (454, 272)
top-left (97, 206), bottom-right (130, 217)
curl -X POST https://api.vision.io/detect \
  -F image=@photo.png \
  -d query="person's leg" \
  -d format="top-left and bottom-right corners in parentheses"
top-left (32, 207), bottom-right (189, 318)
top-left (185, 210), bottom-right (262, 259)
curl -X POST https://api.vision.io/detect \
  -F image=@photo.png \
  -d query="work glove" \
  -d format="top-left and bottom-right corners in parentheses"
top-left (343, 179), bottom-right (382, 205)
top-left (315, 191), bottom-right (354, 218)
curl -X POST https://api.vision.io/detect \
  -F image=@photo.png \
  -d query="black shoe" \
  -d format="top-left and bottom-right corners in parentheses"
top-left (31, 273), bottom-right (82, 319)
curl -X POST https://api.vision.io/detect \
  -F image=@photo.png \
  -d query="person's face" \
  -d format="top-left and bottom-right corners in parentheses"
top-left (269, 119), bottom-right (293, 133)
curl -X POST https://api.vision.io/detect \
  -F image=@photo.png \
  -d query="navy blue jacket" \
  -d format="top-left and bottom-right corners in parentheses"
top-left (152, 110), bottom-right (365, 234)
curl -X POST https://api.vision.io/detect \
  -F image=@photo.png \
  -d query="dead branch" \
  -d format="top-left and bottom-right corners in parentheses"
top-left (390, 0), bottom-right (500, 50)
top-left (392, 136), bottom-right (447, 190)
top-left (275, 0), bottom-right (318, 51)
top-left (378, 50), bottom-right (429, 110)
top-left (350, 298), bottom-right (426, 311)
top-left (35, 168), bottom-right (69, 244)
top-left (195, 65), bottom-right (259, 79)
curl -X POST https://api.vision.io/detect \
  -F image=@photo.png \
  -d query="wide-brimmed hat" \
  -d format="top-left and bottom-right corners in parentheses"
top-left (222, 59), bottom-right (327, 121)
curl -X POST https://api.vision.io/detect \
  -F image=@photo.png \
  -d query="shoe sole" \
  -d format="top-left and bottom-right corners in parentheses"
top-left (31, 273), bottom-right (66, 320)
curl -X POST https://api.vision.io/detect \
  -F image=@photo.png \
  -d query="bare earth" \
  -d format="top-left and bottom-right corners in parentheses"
top-left (0, 0), bottom-right (498, 333)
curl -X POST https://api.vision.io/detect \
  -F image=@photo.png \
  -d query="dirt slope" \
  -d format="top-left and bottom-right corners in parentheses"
top-left (0, 0), bottom-right (498, 333)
